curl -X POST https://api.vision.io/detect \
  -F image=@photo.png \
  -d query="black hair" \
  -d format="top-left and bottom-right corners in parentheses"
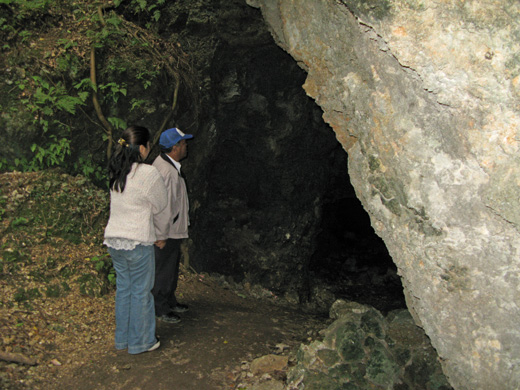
top-left (160, 145), bottom-right (173, 154)
top-left (108, 125), bottom-right (151, 192)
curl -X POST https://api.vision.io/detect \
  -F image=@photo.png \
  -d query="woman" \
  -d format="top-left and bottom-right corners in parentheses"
top-left (104, 125), bottom-right (168, 354)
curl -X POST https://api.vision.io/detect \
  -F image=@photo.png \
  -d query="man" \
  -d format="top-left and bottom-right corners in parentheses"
top-left (152, 127), bottom-right (193, 323)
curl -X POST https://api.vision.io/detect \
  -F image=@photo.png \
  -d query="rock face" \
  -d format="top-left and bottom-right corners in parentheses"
top-left (288, 300), bottom-right (451, 390)
top-left (248, 0), bottom-right (520, 389)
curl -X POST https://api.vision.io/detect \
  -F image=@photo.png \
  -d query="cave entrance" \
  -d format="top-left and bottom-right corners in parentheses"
top-left (309, 174), bottom-right (406, 314)
top-left (182, 1), bottom-right (405, 314)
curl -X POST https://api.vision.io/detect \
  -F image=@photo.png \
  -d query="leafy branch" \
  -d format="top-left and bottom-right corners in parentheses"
top-left (1, 0), bottom-right (198, 173)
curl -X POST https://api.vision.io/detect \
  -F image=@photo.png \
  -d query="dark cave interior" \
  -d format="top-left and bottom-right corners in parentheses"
top-left (160, 1), bottom-right (406, 314)
top-left (310, 192), bottom-right (406, 314)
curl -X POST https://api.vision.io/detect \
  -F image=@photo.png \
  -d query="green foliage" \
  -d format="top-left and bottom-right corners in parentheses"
top-left (6, 170), bottom-right (109, 244)
top-left (135, 68), bottom-right (159, 90)
top-left (0, 170), bottom-right (115, 310)
top-left (0, 248), bottom-right (26, 276)
top-left (11, 216), bottom-right (29, 228)
top-left (4, 137), bottom-right (72, 172)
top-left (7, 74), bottom-right (87, 172)
top-left (114, 0), bottom-right (166, 27)
top-left (0, 158), bottom-right (10, 172)
top-left (73, 157), bottom-right (107, 184)
top-left (18, 29), bottom-right (32, 42)
top-left (56, 37), bottom-right (77, 50)
top-left (17, 76), bottom-right (88, 132)
top-left (98, 82), bottom-right (127, 103)
top-left (88, 253), bottom-right (116, 287)
top-left (31, 136), bottom-right (71, 169)
top-left (1, 0), bottom-right (53, 22)
top-left (0, 0), bottom-right (196, 179)
top-left (14, 287), bottom-right (41, 303)
top-left (107, 116), bottom-right (127, 130)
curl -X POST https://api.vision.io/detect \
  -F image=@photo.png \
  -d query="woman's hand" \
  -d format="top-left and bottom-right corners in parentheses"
top-left (154, 240), bottom-right (166, 249)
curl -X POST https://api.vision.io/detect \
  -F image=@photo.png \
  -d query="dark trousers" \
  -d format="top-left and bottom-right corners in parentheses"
top-left (152, 238), bottom-right (181, 316)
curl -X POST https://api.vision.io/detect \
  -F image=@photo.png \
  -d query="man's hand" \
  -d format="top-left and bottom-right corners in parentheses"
top-left (154, 240), bottom-right (166, 249)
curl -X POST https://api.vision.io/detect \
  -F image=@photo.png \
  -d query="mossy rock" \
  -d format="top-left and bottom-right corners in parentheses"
top-left (366, 341), bottom-right (400, 386)
top-left (317, 348), bottom-right (341, 367)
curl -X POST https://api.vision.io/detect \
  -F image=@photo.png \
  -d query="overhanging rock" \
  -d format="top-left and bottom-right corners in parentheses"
top-left (248, 1), bottom-right (520, 389)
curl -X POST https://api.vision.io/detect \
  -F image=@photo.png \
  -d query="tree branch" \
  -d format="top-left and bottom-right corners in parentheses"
top-left (155, 75), bottom-right (180, 144)
top-left (90, 46), bottom-right (114, 160)
top-left (0, 351), bottom-right (37, 366)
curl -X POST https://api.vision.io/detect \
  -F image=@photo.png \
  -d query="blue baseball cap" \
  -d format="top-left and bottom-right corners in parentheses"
top-left (159, 128), bottom-right (193, 148)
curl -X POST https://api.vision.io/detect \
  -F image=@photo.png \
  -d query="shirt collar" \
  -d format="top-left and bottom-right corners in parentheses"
top-left (166, 154), bottom-right (182, 174)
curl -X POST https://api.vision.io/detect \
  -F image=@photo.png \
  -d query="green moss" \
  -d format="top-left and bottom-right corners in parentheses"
top-left (303, 370), bottom-right (362, 390)
top-left (317, 348), bottom-right (341, 367)
top-left (368, 155), bottom-right (381, 172)
top-left (418, 222), bottom-right (443, 237)
top-left (368, 174), bottom-right (408, 216)
top-left (392, 346), bottom-right (412, 366)
top-left (366, 342), bottom-right (399, 386)
top-left (402, 0), bottom-right (426, 11)
top-left (369, 176), bottom-right (390, 198)
top-left (361, 310), bottom-right (385, 338)
top-left (381, 197), bottom-right (402, 216)
top-left (440, 265), bottom-right (470, 291)
top-left (410, 207), bottom-right (443, 237)
top-left (338, 332), bottom-right (365, 362)
top-left (404, 349), bottom-right (435, 388)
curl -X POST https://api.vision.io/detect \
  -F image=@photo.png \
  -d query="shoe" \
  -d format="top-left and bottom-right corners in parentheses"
top-left (156, 313), bottom-right (181, 323)
top-left (171, 303), bottom-right (189, 313)
top-left (147, 339), bottom-right (160, 352)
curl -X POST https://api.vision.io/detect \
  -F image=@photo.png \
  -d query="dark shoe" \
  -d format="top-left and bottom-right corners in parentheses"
top-left (156, 313), bottom-right (181, 323)
top-left (171, 303), bottom-right (189, 313)
top-left (147, 339), bottom-right (160, 352)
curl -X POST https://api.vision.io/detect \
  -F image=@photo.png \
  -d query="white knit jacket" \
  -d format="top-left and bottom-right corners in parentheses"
top-left (104, 163), bottom-right (168, 244)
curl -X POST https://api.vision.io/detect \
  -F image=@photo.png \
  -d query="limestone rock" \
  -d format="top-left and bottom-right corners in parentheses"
top-left (250, 0), bottom-right (520, 389)
top-left (250, 354), bottom-right (288, 375)
top-left (287, 306), bottom-right (450, 389)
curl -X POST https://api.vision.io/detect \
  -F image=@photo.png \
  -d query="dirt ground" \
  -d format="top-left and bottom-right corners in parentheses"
top-left (5, 271), bottom-right (331, 390)
top-left (0, 171), bottom-right (331, 390)
top-left (59, 273), bottom-right (331, 390)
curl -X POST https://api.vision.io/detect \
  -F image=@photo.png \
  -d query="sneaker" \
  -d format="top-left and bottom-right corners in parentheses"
top-left (171, 303), bottom-right (189, 313)
top-left (156, 313), bottom-right (181, 323)
top-left (147, 339), bottom-right (160, 352)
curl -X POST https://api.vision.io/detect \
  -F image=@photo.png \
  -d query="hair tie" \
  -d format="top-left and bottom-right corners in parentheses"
top-left (118, 138), bottom-right (128, 147)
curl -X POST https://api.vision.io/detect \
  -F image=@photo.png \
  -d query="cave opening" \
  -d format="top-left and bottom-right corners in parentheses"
top-left (168, 1), bottom-right (406, 314)
top-left (308, 180), bottom-right (406, 314)
top-left (188, 50), bottom-right (405, 314)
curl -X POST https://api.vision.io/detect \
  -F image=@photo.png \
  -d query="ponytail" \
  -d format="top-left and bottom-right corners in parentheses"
top-left (108, 126), bottom-right (151, 192)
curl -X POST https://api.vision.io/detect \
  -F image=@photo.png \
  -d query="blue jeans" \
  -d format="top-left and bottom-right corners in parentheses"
top-left (108, 245), bottom-right (157, 354)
